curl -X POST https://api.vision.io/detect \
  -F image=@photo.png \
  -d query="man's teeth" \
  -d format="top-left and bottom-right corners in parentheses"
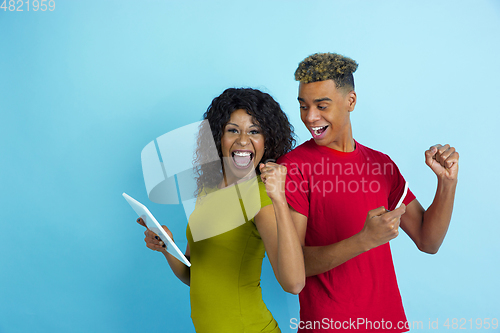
top-left (312, 126), bottom-right (326, 136)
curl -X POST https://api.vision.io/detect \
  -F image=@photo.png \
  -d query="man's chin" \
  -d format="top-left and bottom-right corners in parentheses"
top-left (312, 137), bottom-right (330, 146)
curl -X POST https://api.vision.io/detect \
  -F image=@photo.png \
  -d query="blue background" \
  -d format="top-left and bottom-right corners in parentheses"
top-left (1, 1), bottom-right (499, 332)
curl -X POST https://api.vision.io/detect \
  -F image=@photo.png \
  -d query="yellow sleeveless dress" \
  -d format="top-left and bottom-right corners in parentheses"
top-left (186, 177), bottom-right (280, 333)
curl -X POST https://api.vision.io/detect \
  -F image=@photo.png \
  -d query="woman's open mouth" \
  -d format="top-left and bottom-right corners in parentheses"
top-left (311, 125), bottom-right (328, 139)
top-left (231, 150), bottom-right (254, 169)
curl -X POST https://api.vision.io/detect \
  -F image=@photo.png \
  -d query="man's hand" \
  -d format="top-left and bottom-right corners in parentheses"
top-left (293, 204), bottom-right (407, 277)
top-left (425, 144), bottom-right (459, 182)
top-left (359, 205), bottom-right (407, 251)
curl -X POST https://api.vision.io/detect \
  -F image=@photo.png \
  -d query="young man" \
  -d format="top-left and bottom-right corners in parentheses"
top-left (278, 53), bottom-right (459, 332)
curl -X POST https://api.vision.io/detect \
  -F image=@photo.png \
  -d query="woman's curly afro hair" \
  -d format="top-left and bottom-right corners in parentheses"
top-left (194, 88), bottom-right (295, 193)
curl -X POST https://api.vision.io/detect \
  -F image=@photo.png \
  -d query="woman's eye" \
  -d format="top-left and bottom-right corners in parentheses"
top-left (249, 130), bottom-right (260, 135)
top-left (227, 128), bottom-right (238, 133)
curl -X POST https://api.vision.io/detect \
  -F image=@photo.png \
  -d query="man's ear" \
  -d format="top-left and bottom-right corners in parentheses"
top-left (347, 90), bottom-right (357, 112)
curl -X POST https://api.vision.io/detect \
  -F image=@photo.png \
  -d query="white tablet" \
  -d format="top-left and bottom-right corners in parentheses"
top-left (123, 193), bottom-right (191, 267)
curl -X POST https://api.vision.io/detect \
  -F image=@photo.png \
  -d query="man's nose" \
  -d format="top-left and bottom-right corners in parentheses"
top-left (305, 107), bottom-right (321, 123)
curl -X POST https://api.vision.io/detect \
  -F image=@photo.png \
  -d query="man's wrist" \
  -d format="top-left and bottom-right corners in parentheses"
top-left (353, 230), bottom-right (372, 253)
top-left (437, 175), bottom-right (458, 188)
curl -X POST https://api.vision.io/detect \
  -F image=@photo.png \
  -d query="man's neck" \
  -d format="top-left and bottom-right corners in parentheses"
top-left (326, 126), bottom-right (355, 152)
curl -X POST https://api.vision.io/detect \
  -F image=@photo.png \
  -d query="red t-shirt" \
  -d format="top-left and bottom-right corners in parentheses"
top-left (278, 140), bottom-right (415, 333)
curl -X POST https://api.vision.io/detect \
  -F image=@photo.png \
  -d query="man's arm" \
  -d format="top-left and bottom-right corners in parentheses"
top-left (400, 144), bottom-right (459, 254)
top-left (291, 205), bottom-right (407, 277)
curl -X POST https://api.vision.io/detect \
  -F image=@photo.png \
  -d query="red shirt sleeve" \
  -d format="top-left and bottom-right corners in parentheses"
top-left (386, 156), bottom-right (416, 211)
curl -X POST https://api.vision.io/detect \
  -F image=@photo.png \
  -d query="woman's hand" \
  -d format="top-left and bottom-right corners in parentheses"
top-left (136, 218), bottom-right (173, 253)
top-left (136, 218), bottom-right (191, 286)
top-left (259, 162), bottom-right (287, 203)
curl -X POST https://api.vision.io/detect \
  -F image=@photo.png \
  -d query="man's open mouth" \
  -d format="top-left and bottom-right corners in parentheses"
top-left (311, 125), bottom-right (328, 137)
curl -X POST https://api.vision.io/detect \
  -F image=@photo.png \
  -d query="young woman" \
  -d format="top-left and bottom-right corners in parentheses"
top-left (137, 88), bottom-right (304, 332)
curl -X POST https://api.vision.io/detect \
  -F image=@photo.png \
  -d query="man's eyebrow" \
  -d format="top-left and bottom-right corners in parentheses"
top-left (297, 97), bottom-right (332, 103)
top-left (314, 97), bottom-right (332, 103)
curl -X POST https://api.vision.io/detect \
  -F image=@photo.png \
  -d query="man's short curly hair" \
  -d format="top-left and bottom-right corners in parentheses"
top-left (295, 53), bottom-right (358, 91)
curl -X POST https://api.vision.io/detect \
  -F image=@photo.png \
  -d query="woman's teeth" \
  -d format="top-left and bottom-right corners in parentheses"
top-left (232, 151), bottom-right (253, 167)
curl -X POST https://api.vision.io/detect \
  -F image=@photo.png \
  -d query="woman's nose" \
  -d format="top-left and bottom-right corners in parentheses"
top-left (237, 132), bottom-right (249, 146)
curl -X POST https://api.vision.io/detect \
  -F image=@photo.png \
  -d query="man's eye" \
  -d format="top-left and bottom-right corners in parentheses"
top-left (318, 105), bottom-right (327, 110)
top-left (299, 105), bottom-right (307, 110)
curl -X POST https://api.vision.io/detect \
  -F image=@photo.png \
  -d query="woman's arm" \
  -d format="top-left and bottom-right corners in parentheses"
top-left (255, 163), bottom-right (305, 295)
top-left (138, 218), bottom-right (191, 286)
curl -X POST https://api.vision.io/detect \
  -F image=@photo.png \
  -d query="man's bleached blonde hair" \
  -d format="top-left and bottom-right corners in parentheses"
top-left (295, 52), bottom-right (358, 91)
